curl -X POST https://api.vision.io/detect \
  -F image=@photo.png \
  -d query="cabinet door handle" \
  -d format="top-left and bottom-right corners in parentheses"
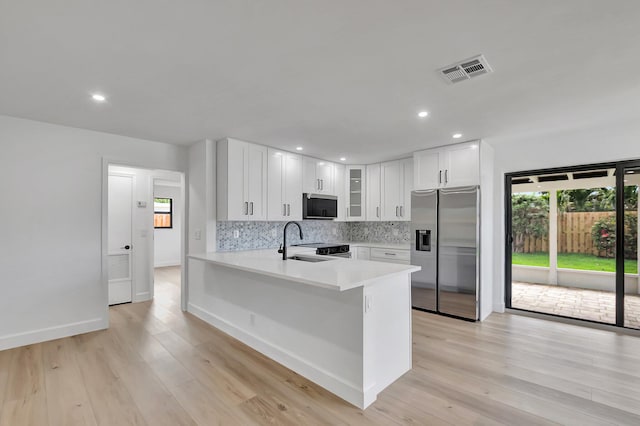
top-left (376, 206), bottom-right (379, 218)
top-left (400, 206), bottom-right (403, 217)
top-left (396, 206), bottom-right (399, 217)
top-left (445, 169), bottom-right (448, 183)
top-left (244, 201), bottom-right (249, 215)
top-left (385, 252), bottom-right (397, 256)
top-left (287, 204), bottom-right (290, 216)
top-left (347, 207), bottom-right (349, 217)
top-left (250, 202), bottom-right (254, 215)
top-left (439, 170), bottom-right (442, 184)
top-left (320, 179), bottom-right (324, 190)
top-left (283, 203), bottom-right (287, 216)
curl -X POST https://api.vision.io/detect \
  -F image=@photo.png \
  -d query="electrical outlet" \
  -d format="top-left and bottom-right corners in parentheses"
top-left (233, 230), bottom-right (240, 238)
top-left (194, 229), bottom-right (202, 240)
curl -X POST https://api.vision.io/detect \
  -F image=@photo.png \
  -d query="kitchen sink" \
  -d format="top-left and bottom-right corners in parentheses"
top-left (287, 255), bottom-right (332, 263)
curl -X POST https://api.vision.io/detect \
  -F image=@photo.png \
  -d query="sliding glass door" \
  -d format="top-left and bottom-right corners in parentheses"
top-left (506, 160), bottom-right (640, 329)
top-left (622, 164), bottom-right (640, 329)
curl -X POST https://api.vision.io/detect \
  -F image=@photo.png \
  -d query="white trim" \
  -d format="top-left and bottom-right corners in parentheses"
top-left (187, 302), bottom-right (369, 409)
top-left (0, 317), bottom-right (107, 351)
top-left (154, 261), bottom-right (182, 268)
top-left (133, 291), bottom-right (151, 302)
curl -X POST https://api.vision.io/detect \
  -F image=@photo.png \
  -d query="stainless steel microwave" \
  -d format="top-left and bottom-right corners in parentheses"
top-left (302, 193), bottom-right (337, 219)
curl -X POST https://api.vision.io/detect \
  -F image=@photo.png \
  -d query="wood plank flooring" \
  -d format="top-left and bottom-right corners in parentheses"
top-left (2, 266), bottom-right (640, 424)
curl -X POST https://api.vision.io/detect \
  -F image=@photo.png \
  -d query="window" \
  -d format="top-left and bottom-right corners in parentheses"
top-left (154, 198), bottom-right (173, 229)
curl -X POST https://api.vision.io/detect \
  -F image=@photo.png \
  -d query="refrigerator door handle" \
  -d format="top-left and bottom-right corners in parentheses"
top-left (439, 185), bottom-right (478, 195)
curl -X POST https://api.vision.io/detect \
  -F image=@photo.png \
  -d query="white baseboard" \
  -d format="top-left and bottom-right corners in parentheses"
top-left (493, 302), bottom-right (506, 313)
top-left (0, 317), bottom-right (107, 351)
top-left (188, 302), bottom-right (367, 408)
top-left (134, 292), bottom-right (151, 303)
top-left (154, 261), bottom-right (181, 268)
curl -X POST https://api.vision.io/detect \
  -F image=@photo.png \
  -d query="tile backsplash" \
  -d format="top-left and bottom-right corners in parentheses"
top-left (349, 222), bottom-right (410, 244)
top-left (217, 221), bottom-right (350, 251)
top-left (216, 220), bottom-right (409, 251)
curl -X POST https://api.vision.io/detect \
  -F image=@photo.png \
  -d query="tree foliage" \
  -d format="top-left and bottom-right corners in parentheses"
top-left (512, 194), bottom-right (549, 253)
top-left (558, 187), bottom-right (638, 212)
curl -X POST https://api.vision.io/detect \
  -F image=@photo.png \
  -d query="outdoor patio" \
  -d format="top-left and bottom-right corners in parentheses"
top-left (512, 281), bottom-right (640, 328)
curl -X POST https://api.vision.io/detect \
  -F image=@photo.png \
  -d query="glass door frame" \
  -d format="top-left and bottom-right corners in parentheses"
top-left (505, 159), bottom-right (640, 329)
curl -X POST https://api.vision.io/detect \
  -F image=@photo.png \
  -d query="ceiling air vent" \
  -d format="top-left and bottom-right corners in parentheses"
top-left (439, 54), bottom-right (493, 84)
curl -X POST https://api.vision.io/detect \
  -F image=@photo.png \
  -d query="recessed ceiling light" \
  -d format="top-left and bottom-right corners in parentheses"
top-left (91, 93), bottom-right (106, 102)
top-left (340, 157), bottom-right (346, 161)
top-left (296, 147), bottom-right (303, 151)
top-left (452, 133), bottom-right (463, 139)
top-left (417, 111), bottom-right (429, 118)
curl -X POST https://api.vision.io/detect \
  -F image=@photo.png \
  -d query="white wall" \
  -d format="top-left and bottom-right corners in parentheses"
top-left (0, 115), bottom-right (186, 350)
top-left (154, 184), bottom-right (182, 267)
top-left (490, 116), bottom-right (640, 312)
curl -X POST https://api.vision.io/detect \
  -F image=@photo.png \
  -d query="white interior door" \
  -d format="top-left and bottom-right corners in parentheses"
top-left (108, 174), bottom-right (133, 305)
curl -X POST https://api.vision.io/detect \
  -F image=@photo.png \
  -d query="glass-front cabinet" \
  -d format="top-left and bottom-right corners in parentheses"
top-left (346, 166), bottom-right (366, 221)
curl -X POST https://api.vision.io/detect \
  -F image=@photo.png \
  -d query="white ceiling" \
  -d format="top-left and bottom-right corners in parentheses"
top-left (1, 0), bottom-right (640, 163)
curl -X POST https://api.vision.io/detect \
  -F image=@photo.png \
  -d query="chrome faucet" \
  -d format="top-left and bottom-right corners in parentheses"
top-left (278, 221), bottom-right (304, 260)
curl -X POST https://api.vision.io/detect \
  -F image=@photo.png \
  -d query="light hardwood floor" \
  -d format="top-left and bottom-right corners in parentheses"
top-left (3, 267), bottom-right (640, 425)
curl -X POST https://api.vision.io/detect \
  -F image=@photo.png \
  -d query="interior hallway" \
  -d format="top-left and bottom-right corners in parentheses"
top-left (2, 268), bottom-right (640, 424)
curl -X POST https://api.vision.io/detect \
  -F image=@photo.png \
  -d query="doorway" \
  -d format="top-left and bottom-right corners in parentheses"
top-left (506, 161), bottom-right (640, 329)
top-left (106, 164), bottom-right (185, 309)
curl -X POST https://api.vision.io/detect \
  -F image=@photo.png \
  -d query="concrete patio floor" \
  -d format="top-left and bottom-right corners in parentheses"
top-left (512, 281), bottom-right (640, 329)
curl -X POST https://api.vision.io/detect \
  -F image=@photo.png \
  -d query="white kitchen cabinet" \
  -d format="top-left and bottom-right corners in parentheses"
top-left (352, 246), bottom-right (370, 260)
top-left (345, 165), bottom-right (366, 221)
top-left (217, 138), bottom-right (268, 221)
top-left (370, 247), bottom-right (410, 265)
top-left (380, 159), bottom-right (411, 221)
top-left (267, 149), bottom-right (302, 221)
top-left (414, 141), bottom-right (479, 190)
top-left (445, 142), bottom-right (480, 187)
top-left (402, 158), bottom-right (413, 221)
top-left (303, 157), bottom-right (335, 195)
top-left (366, 164), bottom-right (381, 221)
top-left (334, 164), bottom-right (346, 221)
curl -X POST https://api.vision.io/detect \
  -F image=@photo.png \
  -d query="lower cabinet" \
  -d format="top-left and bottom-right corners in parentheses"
top-left (352, 246), bottom-right (370, 260)
top-left (370, 248), bottom-right (410, 265)
top-left (351, 245), bottom-right (410, 264)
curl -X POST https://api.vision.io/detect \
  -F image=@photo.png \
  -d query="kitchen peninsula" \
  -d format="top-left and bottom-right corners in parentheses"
top-left (188, 247), bottom-right (420, 409)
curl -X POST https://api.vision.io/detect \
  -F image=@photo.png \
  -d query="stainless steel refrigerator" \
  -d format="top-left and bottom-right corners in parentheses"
top-left (410, 186), bottom-right (479, 321)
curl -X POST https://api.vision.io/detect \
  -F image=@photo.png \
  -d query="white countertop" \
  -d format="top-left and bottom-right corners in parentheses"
top-left (189, 247), bottom-right (420, 291)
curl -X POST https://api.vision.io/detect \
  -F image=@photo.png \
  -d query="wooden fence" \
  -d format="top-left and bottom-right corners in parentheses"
top-left (520, 211), bottom-right (637, 255)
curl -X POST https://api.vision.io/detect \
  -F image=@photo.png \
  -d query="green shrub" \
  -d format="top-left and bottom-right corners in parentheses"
top-left (591, 214), bottom-right (637, 259)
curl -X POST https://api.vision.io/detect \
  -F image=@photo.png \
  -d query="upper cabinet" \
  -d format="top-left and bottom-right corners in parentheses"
top-left (366, 164), bottom-right (381, 221)
top-left (380, 158), bottom-right (412, 221)
top-left (217, 138), bottom-right (268, 221)
top-left (267, 149), bottom-right (302, 221)
top-left (303, 157), bottom-right (336, 195)
top-left (345, 166), bottom-right (366, 221)
top-left (334, 164), bottom-right (346, 221)
top-left (414, 141), bottom-right (479, 190)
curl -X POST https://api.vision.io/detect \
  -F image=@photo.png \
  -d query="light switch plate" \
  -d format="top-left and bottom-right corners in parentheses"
top-left (137, 201), bottom-right (147, 208)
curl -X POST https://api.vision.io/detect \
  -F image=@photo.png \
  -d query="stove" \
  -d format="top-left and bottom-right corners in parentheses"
top-left (294, 243), bottom-right (350, 256)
